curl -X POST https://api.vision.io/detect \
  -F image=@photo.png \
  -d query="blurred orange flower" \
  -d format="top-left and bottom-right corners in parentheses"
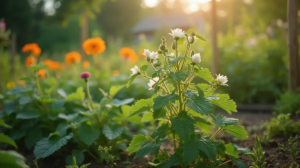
top-left (140, 49), bottom-right (146, 58)
top-left (43, 59), bottom-right (52, 67)
top-left (112, 70), bottom-right (120, 76)
top-left (25, 56), bottom-right (37, 67)
top-left (49, 61), bottom-right (60, 70)
top-left (65, 52), bottom-right (81, 65)
top-left (82, 37), bottom-right (106, 55)
top-left (17, 80), bottom-right (25, 87)
top-left (22, 43), bottom-right (41, 56)
top-left (119, 47), bottom-right (139, 62)
top-left (38, 69), bottom-right (46, 79)
top-left (83, 60), bottom-right (90, 69)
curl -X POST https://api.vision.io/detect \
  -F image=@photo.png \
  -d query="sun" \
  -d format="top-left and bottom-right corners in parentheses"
top-left (144, 0), bottom-right (159, 8)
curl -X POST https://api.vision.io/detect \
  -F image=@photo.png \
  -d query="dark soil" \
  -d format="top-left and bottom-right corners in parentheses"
top-left (24, 111), bottom-right (300, 168)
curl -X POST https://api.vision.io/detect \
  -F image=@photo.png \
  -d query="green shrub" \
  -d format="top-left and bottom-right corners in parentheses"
top-left (274, 88), bottom-right (300, 114)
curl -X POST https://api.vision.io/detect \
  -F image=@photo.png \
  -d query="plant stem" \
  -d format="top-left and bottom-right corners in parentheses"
top-left (210, 128), bottom-right (222, 140)
top-left (35, 71), bottom-right (42, 95)
top-left (86, 80), bottom-right (94, 110)
top-left (160, 148), bottom-right (169, 158)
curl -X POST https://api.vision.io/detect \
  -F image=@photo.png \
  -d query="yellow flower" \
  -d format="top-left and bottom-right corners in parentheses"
top-left (6, 81), bottom-right (16, 90)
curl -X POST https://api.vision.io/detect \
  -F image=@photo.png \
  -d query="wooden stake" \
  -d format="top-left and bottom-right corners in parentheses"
top-left (287, 0), bottom-right (299, 91)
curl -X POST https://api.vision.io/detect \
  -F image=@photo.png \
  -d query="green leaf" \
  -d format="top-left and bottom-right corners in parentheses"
top-left (19, 97), bottom-right (33, 105)
top-left (197, 137), bottom-right (216, 161)
top-left (134, 139), bottom-right (164, 159)
top-left (141, 112), bottom-right (154, 122)
top-left (56, 122), bottom-right (70, 137)
top-left (169, 57), bottom-right (184, 65)
top-left (109, 85), bottom-right (125, 98)
top-left (0, 133), bottom-right (17, 148)
top-left (183, 90), bottom-right (198, 99)
top-left (66, 87), bottom-right (85, 101)
top-left (223, 125), bottom-right (248, 140)
top-left (229, 156), bottom-right (247, 168)
top-left (225, 144), bottom-right (238, 158)
top-left (127, 74), bottom-right (138, 88)
top-left (211, 114), bottom-right (238, 127)
top-left (193, 116), bottom-right (212, 125)
top-left (0, 119), bottom-right (11, 128)
top-left (153, 108), bottom-right (167, 119)
top-left (194, 67), bottom-right (214, 82)
top-left (210, 94), bottom-right (237, 114)
top-left (140, 65), bottom-right (148, 71)
top-left (195, 34), bottom-right (207, 41)
top-left (34, 133), bottom-right (73, 159)
top-left (16, 111), bottom-right (41, 119)
top-left (171, 111), bottom-right (195, 140)
top-left (214, 141), bottom-right (226, 155)
top-left (169, 72), bottom-right (188, 82)
top-left (65, 150), bottom-right (84, 165)
top-left (152, 67), bottom-right (162, 78)
top-left (186, 96), bottom-right (212, 115)
top-left (51, 99), bottom-right (65, 110)
top-left (112, 98), bottom-right (134, 107)
top-left (205, 96), bottom-right (219, 100)
top-left (151, 123), bottom-right (170, 139)
top-left (177, 37), bottom-right (185, 45)
top-left (99, 97), bottom-right (110, 111)
top-left (103, 125), bottom-right (124, 140)
top-left (0, 150), bottom-right (29, 168)
top-left (129, 99), bottom-right (153, 117)
top-left (186, 28), bottom-right (195, 34)
top-left (25, 129), bottom-right (43, 150)
top-left (233, 144), bottom-right (252, 154)
top-left (127, 134), bottom-right (151, 155)
top-left (153, 93), bottom-right (179, 110)
top-left (78, 123), bottom-right (100, 146)
top-left (183, 135), bottom-right (199, 164)
top-left (167, 153), bottom-right (183, 167)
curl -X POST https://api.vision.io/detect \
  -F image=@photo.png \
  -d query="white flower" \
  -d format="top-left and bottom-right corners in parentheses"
top-left (191, 53), bottom-right (201, 64)
top-left (167, 53), bottom-right (175, 57)
top-left (130, 65), bottom-right (140, 75)
top-left (144, 49), bottom-right (158, 60)
top-left (186, 36), bottom-right (198, 43)
top-left (148, 77), bottom-right (159, 90)
top-left (169, 28), bottom-right (185, 39)
top-left (216, 74), bottom-right (228, 86)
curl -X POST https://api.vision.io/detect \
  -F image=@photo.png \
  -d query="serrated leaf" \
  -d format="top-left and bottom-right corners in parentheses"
top-left (186, 96), bottom-right (212, 115)
top-left (134, 140), bottom-right (163, 159)
top-left (195, 34), bottom-right (207, 41)
top-left (211, 114), bottom-right (238, 127)
top-left (168, 153), bottom-right (182, 166)
top-left (109, 85), bottom-right (125, 98)
top-left (153, 108), bottom-right (167, 119)
top-left (153, 93), bottom-right (179, 110)
top-left (66, 87), bottom-right (85, 101)
top-left (56, 122), bottom-right (70, 137)
top-left (127, 134), bottom-right (151, 155)
top-left (112, 98), bottom-right (134, 107)
top-left (0, 119), bottom-right (11, 128)
top-left (171, 111), bottom-right (195, 140)
top-left (183, 135), bottom-right (199, 164)
top-left (25, 129), bottom-right (43, 150)
top-left (103, 125), bottom-right (124, 140)
top-left (223, 125), bottom-right (248, 140)
top-left (197, 137), bottom-right (216, 161)
top-left (34, 133), bottom-right (73, 159)
top-left (152, 67), bottom-right (162, 78)
top-left (78, 123), bottom-right (100, 146)
top-left (194, 67), bottom-right (214, 82)
top-left (169, 72), bottom-right (188, 82)
top-left (225, 144), bottom-right (238, 158)
top-left (127, 74), bottom-right (138, 87)
top-left (210, 94), bottom-right (237, 114)
top-left (16, 111), bottom-right (41, 119)
top-left (151, 123), bottom-right (170, 139)
top-left (0, 133), bottom-right (17, 148)
top-left (193, 116), bottom-right (212, 125)
top-left (141, 112), bottom-right (154, 122)
top-left (183, 90), bottom-right (198, 99)
top-left (140, 65), bottom-right (148, 71)
top-left (0, 150), bottom-right (29, 168)
top-left (229, 156), bottom-right (247, 168)
top-left (214, 141), bottom-right (226, 155)
top-left (128, 99), bottom-right (153, 117)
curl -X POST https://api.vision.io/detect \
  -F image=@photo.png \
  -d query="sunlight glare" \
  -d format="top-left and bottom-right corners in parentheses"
top-left (144, 0), bottom-right (159, 8)
top-left (186, 3), bottom-right (200, 13)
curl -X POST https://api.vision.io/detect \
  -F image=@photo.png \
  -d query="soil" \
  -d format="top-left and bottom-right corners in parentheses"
top-left (23, 111), bottom-right (300, 168)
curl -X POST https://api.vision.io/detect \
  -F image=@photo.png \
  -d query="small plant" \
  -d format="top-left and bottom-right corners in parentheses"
top-left (126, 28), bottom-right (249, 167)
top-left (66, 156), bottom-right (91, 168)
top-left (260, 132), bottom-right (270, 146)
top-left (246, 137), bottom-right (266, 168)
top-left (275, 88), bottom-right (300, 115)
top-left (98, 146), bottom-right (117, 168)
top-left (278, 137), bottom-right (299, 168)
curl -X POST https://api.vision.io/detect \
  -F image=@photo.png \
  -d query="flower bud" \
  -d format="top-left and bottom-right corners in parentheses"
top-left (158, 50), bottom-right (163, 54)
top-left (191, 53), bottom-right (201, 64)
top-left (191, 32), bottom-right (196, 36)
top-left (161, 36), bottom-right (166, 42)
top-left (159, 44), bottom-right (165, 50)
top-left (172, 43), bottom-right (176, 50)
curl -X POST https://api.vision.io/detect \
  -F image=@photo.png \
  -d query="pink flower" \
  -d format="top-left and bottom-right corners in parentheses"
top-left (0, 22), bottom-right (6, 32)
top-left (80, 72), bottom-right (91, 79)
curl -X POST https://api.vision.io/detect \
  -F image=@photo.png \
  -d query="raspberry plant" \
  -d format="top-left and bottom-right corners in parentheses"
top-left (126, 28), bottom-right (249, 167)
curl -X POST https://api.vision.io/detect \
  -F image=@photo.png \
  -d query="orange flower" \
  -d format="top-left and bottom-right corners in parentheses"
top-left (112, 70), bottom-right (120, 76)
top-left (83, 61), bottom-right (90, 69)
top-left (43, 59), bottom-right (53, 67)
top-left (65, 52), bottom-right (81, 65)
top-left (38, 69), bottom-right (46, 79)
top-left (25, 56), bottom-right (37, 67)
top-left (49, 61), bottom-right (60, 70)
top-left (22, 43), bottom-right (41, 56)
top-left (82, 37), bottom-right (106, 55)
top-left (119, 47), bottom-right (139, 62)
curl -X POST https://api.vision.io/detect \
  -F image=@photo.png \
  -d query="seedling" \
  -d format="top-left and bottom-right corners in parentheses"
top-left (278, 137), bottom-right (299, 168)
top-left (65, 156), bottom-right (91, 168)
top-left (98, 146), bottom-right (117, 168)
top-left (246, 137), bottom-right (266, 168)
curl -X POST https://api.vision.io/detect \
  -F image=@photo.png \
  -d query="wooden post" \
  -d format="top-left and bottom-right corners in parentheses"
top-left (211, 0), bottom-right (219, 76)
top-left (287, 0), bottom-right (299, 91)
